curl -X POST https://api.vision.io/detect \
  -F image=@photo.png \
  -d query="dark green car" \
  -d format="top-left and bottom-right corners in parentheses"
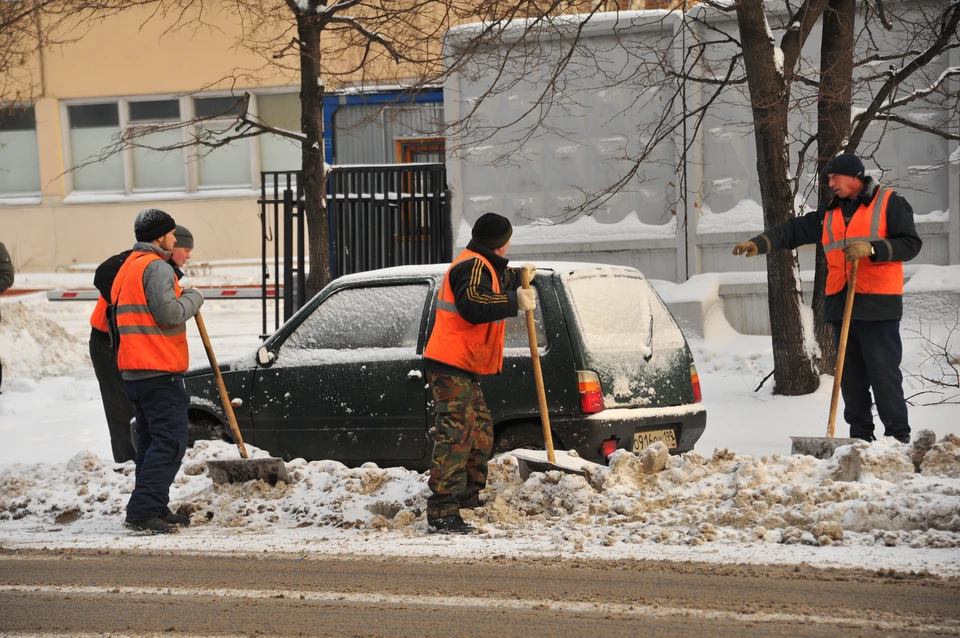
top-left (182, 263), bottom-right (706, 469)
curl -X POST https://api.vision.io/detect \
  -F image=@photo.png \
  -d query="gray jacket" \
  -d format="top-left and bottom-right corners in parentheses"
top-left (0, 242), bottom-right (13, 320)
top-left (118, 242), bottom-right (204, 380)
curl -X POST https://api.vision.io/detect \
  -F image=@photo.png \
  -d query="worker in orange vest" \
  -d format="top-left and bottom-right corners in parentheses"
top-left (733, 153), bottom-right (922, 444)
top-left (111, 209), bottom-right (203, 534)
top-left (423, 212), bottom-right (536, 534)
top-left (90, 225), bottom-right (196, 463)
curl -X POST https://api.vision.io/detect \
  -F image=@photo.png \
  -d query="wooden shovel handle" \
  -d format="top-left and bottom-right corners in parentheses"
top-left (195, 311), bottom-right (249, 459)
top-left (827, 259), bottom-right (859, 438)
top-left (521, 267), bottom-right (556, 463)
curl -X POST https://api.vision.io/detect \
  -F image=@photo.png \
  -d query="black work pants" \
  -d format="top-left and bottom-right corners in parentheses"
top-left (831, 319), bottom-right (910, 443)
top-left (89, 328), bottom-right (137, 463)
top-left (125, 374), bottom-right (189, 521)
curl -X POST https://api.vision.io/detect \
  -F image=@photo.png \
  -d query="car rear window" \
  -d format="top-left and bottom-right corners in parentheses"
top-left (561, 269), bottom-right (687, 407)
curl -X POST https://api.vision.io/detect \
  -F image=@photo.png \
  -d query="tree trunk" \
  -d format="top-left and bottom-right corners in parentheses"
top-left (298, 13), bottom-right (331, 298)
top-left (736, 0), bottom-right (820, 395)
top-left (813, 0), bottom-right (855, 375)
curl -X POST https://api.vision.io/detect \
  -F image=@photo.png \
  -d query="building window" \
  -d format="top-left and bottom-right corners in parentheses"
top-left (0, 105), bottom-right (42, 197)
top-left (258, 92), bottom-right (302, 173)
top-left (332, 101), bottom-right (443, 164)
top-left (194, 96), bottom-right (251, 188)
top-left (67, 103), bottom-right (124, 192)
top-left (129, 99), bottom-right (185, 191)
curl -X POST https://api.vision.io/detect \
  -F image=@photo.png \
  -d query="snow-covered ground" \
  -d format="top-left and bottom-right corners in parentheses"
top-left (1, 264), bottom-right (958, 576)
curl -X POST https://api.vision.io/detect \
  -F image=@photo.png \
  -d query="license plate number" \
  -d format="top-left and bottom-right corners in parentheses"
top-left (632, 428), bottom-right (677, 452)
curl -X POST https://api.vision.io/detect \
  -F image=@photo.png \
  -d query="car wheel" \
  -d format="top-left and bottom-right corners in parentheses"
top-left (493, 423), bottom-right (549, 455)
top-left (187, 418), bottom-right (225, 446)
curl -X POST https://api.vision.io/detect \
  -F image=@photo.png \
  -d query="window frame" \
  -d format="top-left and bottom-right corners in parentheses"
top-left (60, 90), bottom-right (303, 198)
top-left (0, 102), bottom-right (42, 198)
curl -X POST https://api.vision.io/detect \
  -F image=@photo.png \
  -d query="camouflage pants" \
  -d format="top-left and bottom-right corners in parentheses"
top-left (426, 372), bottom-right (493, 519)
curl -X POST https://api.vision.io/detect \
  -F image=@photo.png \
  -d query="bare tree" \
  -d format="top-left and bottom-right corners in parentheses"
top-left (9, 0), bottom-right (463, 295)
top-left (441, 0), bottom-right (958, 396)
top-left (809, 0), bottom-right (960, 375)
top-left (1, 1), bottom-right (149, 104)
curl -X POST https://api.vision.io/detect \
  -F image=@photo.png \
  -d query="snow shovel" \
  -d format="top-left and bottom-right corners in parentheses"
top-left (790, 258), bottom-right (861, 459)
top-left (195, 311), bottom-right (289, 486)
top-left (511, 267), bottom-right (604, 479)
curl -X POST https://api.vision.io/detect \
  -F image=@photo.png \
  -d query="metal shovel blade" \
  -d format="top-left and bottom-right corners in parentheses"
top-left (790, 436), bottom-right (860, 460)
top-left (207, 458), bottom-right (290, 486)
top-left (510, 449), bottom-right (604, 480)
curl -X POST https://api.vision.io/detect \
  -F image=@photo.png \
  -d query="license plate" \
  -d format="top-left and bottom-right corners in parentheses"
top-left (632, 428), bottom-right (677, 452)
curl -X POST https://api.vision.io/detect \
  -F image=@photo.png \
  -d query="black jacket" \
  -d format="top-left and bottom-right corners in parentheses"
top-left (750, 178), bottom-right (922, 321)
top-left (94, 249), bottom-right (184, 301)
top-left (0, 242), bottom-right (13, 320)
top-left (425, 240), bottom-right (524, 379)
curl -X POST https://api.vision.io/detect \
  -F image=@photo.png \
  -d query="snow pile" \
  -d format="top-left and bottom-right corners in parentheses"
top-left (2, 433), bottom-right (957, 552)
top-left (477, 435), bottom-right (960, 549)
top-left (0, 301), bottom-right (90, 379)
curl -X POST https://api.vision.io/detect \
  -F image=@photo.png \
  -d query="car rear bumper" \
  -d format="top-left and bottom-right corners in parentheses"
top-left (549, 403), bottom-right (707, 463)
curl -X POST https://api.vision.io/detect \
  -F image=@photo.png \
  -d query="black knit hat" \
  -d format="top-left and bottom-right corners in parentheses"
top-left (134, 208), bottom-right (177, 243)
top-left (823, 153), bottom-right (865, 180)
top-left (471, 212), bottom-right (513, 249)
top-left (173, 225), bottom-right (194, 249)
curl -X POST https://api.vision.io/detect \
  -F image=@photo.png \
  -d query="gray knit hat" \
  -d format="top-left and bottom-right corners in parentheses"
top-left (173, 225), bottom-right (194, 250)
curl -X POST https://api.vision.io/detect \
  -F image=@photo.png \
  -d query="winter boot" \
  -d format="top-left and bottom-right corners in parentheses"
top-left (427, 513), bottom-right (475, 535)
top-left (124, 516), bottom-right (178, 534)
top-left (161, 512), bottom-right (191, 526)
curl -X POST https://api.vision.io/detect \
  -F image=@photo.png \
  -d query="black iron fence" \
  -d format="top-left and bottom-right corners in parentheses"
top-left (328, 163), bottom-right (449, 278)
top-left (258, 164), bottom-right (450, 336)
top-left (259, 171), bottom-right (307, 339)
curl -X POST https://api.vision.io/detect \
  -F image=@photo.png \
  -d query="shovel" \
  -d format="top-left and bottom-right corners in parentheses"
top-left (511, 267), bottom-right (603, 479)
top-left (790, 258), bottom-right (861, 459)
top-left (195, 311), bottom-right (289, 486)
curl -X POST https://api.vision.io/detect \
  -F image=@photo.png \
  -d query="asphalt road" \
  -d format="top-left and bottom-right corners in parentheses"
top-left (1, 548), bottom-right (958, 637)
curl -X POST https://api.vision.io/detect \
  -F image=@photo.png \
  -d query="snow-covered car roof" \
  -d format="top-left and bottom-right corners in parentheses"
top-left (334, 261), bottom-right (646, 285)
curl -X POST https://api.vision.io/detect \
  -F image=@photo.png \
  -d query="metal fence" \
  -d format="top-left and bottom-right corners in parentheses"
top-left (259, 171), bottom-right (307, 339)
top-left (328, 163), bottom-right (450, 277)
top-left (258, 164), bottom-right (450, 336)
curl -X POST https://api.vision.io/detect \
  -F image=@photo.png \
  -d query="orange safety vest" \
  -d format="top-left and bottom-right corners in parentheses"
top-left (111, 251), bottom-right (189, 373)
top-left (822, 188), bottom-right (903, 296)
top-left (89, 296), bottom-right (109, 333)
top-left (424, 250), bottom-right (507, 375)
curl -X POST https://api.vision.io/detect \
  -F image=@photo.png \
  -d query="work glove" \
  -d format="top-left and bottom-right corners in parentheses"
top-left (521, 263), bottom-right (537, 282)
top-left (843, 241), bottom-right (873, 262)
top-left (517, 288), bottom-right (537, 312)
top-left (732, 241), bottom-right (759, 257)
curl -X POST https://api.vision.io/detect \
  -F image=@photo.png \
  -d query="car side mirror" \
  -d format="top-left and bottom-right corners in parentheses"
top-left (257, 346), bottom-right (276, 366)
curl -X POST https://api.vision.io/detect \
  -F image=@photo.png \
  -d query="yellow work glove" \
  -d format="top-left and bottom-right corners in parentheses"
top-left (517, 288), bottom-right (537, 312)
top-left (844, 241), bottom-right (873, 262)
top-left (732, 240), bottom-right (759, 257)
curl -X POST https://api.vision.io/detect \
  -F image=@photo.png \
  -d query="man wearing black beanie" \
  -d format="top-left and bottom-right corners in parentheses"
top-left (111, 208), bottom-right (204, 534)
top-left (89, 222), bottom-right (198, 464)
top-left (422, 212), bottom-right (537, 534)
top-left (732, 153), bottom-right (922, 444)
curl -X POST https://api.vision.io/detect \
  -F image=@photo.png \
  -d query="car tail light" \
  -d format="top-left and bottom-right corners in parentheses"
top-left (690, 364), bottom-right (702, 403)
top-left (578, 370), bottom-right (604, 414)
top-left (599, 437), bottom-right (618, 458)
